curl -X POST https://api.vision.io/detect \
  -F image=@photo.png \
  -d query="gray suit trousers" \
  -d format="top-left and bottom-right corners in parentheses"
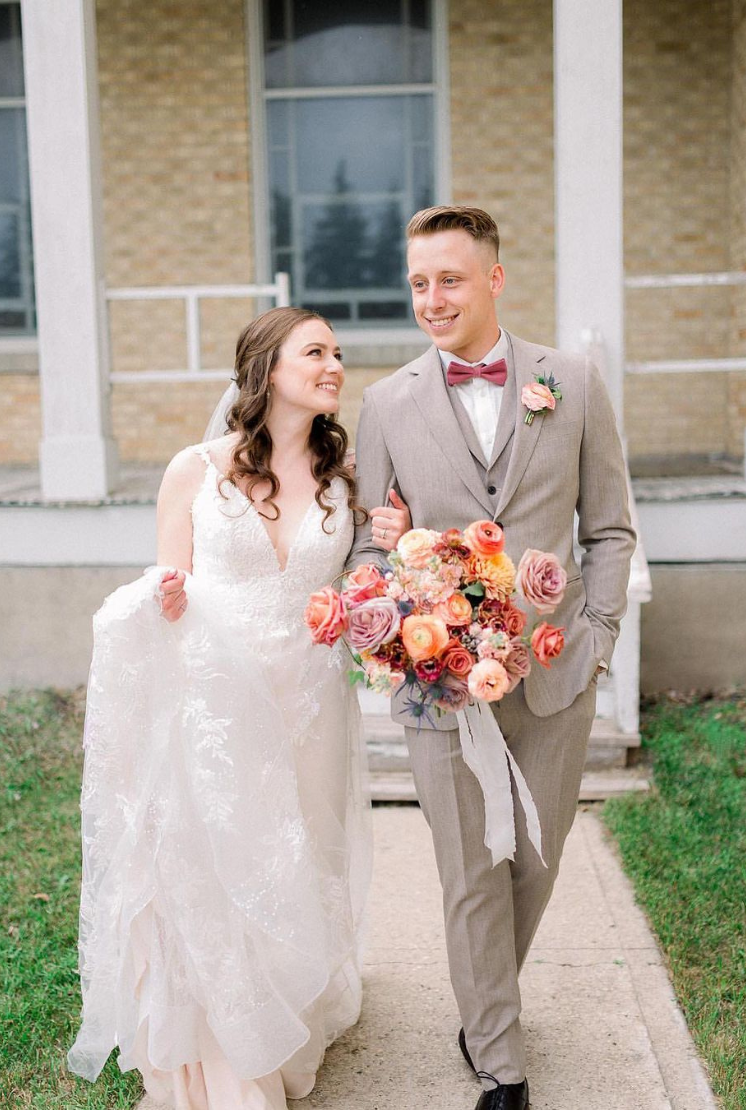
top-left (404, 679), bottom-right (597, 1086)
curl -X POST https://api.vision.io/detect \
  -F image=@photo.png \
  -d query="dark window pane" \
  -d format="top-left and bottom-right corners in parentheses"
top-left (0, 310), bottom-right (26, 329)
top-left (0, 213), bottom-right (21, 297)
top-left (0, 5), bottom-right (24, 99)
top-left (0, 110), bottom-right (26, 203)
top-left (265, 0), bottom-right (432, 88)
top-left (359, 301), bottom-right (408, 320)
top-left (301, 301), bottom-right (351, 321)
top-left (295, 97), bottom-right (407, 194)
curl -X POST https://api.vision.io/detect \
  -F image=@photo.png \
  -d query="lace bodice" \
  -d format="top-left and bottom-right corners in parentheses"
top-left (190, 444), bottom-right (354, 620)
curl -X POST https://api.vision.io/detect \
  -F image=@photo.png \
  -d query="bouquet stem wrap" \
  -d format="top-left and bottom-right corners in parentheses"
top-left (456, 702), bottom-right (546, 869)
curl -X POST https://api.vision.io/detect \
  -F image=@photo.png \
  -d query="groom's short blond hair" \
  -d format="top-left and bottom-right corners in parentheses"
top-left (406, 205), bottom-right (500, 262)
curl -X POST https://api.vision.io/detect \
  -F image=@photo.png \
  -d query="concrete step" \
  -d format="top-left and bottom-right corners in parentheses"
top-left (369, 765), bottom-right (650, 804)
top-left (363, 713), bottom-right (640, 774)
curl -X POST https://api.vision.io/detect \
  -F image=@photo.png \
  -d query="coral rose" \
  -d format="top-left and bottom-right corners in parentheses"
top-left (344, 563), bottom-right (385, 606)
top-left (401, 614), bottom-right (450, 662)
top-left (396, 528), bottom-right (440, 568)
top-left (517, 549), bottom-right (567, 614)
top-left (469, 552), bottom-right (516, 601)
top-left (433, 591), bottom-right (473, 627)
top-left (346, 597), bottom-right (401, 653)
top-left (503, 640), bottom-right (532, 692)
top-left (441, 638), bottom-right (474, 678)
top-left (304, 587), bottom-right (347, 646)
top-left (501, 601), bottom-right (527, 637)
top-left (531, 622), bottom-right (565, 669)
top-left (521, 382), bottom-right (556, 413)
top-left (463, 520), bottom-right (505, 556)
top-left (467, 658), bottom-right (511, 702)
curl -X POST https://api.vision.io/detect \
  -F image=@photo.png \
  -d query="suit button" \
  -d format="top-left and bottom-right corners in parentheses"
top-left (487, 484), bottom-right (497, 495)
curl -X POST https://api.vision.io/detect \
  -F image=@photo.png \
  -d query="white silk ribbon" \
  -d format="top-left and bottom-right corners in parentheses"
top-left (456, 702), bottom-right (546, 869)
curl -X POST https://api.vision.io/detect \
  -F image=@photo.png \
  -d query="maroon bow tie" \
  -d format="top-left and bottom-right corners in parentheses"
top-left (447, 358), bottom-right (508, 387)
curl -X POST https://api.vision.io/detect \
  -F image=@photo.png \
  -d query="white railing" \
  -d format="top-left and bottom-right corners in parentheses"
top-left (624, 270), bottom-right (746, 374)
top-left (106, 273), bottom-right (290, 382)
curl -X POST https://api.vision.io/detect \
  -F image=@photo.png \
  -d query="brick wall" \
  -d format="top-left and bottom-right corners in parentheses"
top-left (96, 0), bottom-right (255, 459)
top-left (2, 0), bottom-right (744, 467)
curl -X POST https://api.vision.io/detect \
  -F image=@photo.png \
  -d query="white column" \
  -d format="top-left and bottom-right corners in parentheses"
top-left (21, 0), bottom-right (118, 500)
top-left (554, 0), bottom-right (624, 420)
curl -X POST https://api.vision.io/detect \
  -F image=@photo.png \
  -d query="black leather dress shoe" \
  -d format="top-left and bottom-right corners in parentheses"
top-left (458, 1027), bottom-right (476, 1073)
top-left (475, 1079), bottom-right (530, 1109)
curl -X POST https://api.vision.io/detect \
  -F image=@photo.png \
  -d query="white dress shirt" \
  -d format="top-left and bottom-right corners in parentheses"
top-left (438, 329), bottom-right (510, 463)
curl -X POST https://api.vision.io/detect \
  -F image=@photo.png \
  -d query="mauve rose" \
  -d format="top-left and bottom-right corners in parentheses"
top-left (463, 520), bottom-right (505, 556)
top-left (345, 597), bottom-right (401, 653)
top-left (521, 382), bottom-right (556, 413)
top-left (468, 658), bottom-right (511, 702)
top-left (503, 640), bottom-right (531, 692)
top-left (517, 549), bottom-right (567, 614)
top-left (441, 638), bottom-right (474, 678)
top-left (304, 587), bottom-right (348, 646)
top-left (531, 622), bottom-right (565, 669)
top-left (433, 672), bottom-right (471, 713)
top-left (344, 563), bottom-right (385, 606)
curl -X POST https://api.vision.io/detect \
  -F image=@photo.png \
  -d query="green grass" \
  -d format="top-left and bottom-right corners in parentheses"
top-left (604, 695), bottom-right (746, 1110)
top-left (1, 689), bottom-right (143, 1109)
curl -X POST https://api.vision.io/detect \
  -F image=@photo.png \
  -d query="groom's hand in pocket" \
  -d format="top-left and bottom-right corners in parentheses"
top-left (370, 489), bottom-right (411, 552)
top-left (159, 568), bottom-right (188, 622)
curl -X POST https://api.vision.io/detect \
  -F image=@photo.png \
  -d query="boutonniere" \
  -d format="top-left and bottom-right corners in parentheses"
top-left (521, 373), bottom-right (562, 425)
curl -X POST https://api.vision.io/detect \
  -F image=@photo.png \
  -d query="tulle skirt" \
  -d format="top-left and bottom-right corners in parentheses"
top-left (68, 569), bottom-right (372, 1108)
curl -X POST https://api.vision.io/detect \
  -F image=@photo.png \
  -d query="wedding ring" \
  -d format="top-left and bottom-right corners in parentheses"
top-left (382, 528), bottom-right (388, 539)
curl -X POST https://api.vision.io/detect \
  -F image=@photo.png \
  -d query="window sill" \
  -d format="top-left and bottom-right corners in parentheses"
top-left (334, 328), bottom-right (428, 369)
top-left (0, 337), bottom-right (39, 374)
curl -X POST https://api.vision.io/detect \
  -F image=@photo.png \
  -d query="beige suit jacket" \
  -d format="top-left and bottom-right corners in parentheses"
top-left (349, 331), bottom-right (637, 724)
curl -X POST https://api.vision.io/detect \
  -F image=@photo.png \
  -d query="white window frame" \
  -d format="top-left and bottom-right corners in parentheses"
top-left (246, 0), bottom-right (451, 350)
top-left (0, 0), bottom-right (35, 342)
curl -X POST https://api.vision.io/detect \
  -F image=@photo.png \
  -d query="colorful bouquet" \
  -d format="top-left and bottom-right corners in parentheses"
top-left (304, 520), bottom-right (568, 723)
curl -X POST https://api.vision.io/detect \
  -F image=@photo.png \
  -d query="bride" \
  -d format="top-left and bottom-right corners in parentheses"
top-left (67, 306), bottom-right (410, 1109)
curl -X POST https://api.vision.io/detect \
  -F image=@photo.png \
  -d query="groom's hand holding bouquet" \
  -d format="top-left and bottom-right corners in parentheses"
top-left (304, 520), bottom-right (568, 720)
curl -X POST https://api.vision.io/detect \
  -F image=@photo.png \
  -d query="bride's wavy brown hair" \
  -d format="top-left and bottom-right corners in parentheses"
top-left (223, 306), bottom-right (364, 530)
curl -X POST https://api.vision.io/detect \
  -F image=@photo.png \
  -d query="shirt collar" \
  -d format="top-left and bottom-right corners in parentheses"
top-left (437, 327), bottom-right (508, 371)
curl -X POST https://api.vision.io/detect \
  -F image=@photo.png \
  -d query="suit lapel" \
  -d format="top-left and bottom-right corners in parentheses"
top-left (408, 347), bottom-right (494, 515)
top-left (494, 333), bottom-right (551, 518)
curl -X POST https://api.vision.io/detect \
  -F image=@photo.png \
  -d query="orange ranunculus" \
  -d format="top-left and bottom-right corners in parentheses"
top-left (467, 658), bottom-right (511, 702)
top-left (401, 614), bottom-right (450, 662)
top-left (433, 591), bottom-right (473, 627)
top-left (304, 587), bottom-right (348, 646)
top-left (463, 520), bottom-right (505, 556)
top-left (344, 562), bottom-right (385, 606)
top-left (530, 622), bottom-right (565, 669)
top-left (469, 551), bottom-right (516, 601)
top-left (441, 638), bottom-right (474, 678)
top-left (396, 528), bottom-right (440, 568)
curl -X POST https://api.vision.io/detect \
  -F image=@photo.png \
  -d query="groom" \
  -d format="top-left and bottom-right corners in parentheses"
top-left (349, 206), bottom-right (636, 1109)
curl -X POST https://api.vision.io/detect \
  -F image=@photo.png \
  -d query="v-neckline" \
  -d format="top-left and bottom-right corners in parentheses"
top-left (204, 456), bottom-right (321, 575)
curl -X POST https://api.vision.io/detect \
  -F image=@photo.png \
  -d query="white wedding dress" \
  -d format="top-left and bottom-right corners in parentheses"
top-left (68, 445), bottom-right (371, 1109)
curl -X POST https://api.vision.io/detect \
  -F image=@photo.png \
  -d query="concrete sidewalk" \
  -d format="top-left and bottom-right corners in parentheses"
top-left (140, 806), bottom-right (717, 1110)
top-left (297, 806), bottom-right (716, 1110)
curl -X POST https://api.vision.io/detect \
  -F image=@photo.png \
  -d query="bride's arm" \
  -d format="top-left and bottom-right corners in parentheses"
top-left (156, 448), bottom-right (204, 621)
